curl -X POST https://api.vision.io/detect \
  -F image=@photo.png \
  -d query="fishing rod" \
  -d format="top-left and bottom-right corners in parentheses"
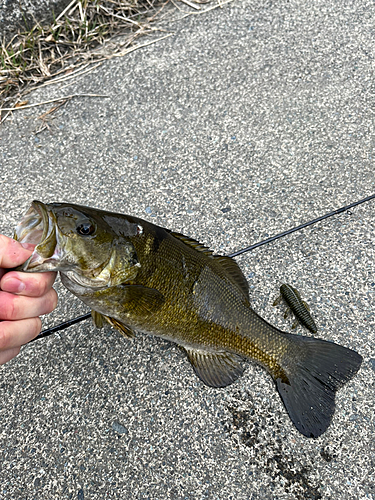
top-left (230, 192), bottom-right (375, 257)
top-left (28, 193), bottom-right (375, 343)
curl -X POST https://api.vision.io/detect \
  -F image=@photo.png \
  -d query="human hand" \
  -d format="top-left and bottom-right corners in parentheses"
top-left (0, 235), bottom-right (58, 365)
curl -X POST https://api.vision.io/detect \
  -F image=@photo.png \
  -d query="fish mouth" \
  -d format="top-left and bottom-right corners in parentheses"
top-left (14, 201), bottom-right (64, 272)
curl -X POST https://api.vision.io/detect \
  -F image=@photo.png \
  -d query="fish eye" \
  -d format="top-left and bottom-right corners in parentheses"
top-left (76, 222), bottom-right (95, 236)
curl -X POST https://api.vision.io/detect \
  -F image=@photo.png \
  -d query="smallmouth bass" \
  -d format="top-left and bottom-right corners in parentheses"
top-left (15, 201), bottom-right (362, 438)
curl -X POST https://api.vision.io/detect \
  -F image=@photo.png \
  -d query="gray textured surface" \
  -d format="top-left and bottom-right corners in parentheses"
top-left (0, 0), bottom-right (71, 41)
top-left (0, 0), bottom-right (374, 498)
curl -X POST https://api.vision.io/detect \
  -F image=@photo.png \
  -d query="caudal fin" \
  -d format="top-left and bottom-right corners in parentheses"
top-left (276, 335), bottom-right (362, 438)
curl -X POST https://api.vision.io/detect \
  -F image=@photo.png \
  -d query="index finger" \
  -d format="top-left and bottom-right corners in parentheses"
top-left (0, 235), bottom-right (34, 269)
top-left (1, 270), bottom-right (57, 297)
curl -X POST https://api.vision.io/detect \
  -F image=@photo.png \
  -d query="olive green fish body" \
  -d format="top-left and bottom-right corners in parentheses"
top-left (63, 224), bottom-right (290, 380)
top-left (15, 202), bottom-right (362, 438)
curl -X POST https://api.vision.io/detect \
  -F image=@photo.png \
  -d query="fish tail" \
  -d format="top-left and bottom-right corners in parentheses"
top-left (276, 334), bottom-right (362, 438)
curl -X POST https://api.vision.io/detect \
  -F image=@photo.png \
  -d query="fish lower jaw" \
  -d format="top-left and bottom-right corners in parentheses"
top-left (24, 251), bottom-right (62, 271)
top-left (20, 238), bottom-right (65, 271)
top-left (63, 271), bottom-right (110, 292)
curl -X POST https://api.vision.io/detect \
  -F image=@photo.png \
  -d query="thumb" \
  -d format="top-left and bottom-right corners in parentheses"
top-left (0, 235), bottom-right (35, 269)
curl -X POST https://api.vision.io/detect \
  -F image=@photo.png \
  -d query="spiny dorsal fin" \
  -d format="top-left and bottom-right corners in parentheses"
top-left (91, 310), bottom-right (135, 338)
top-left (184, 348), bottom-right (244, 388)
top-left (170, 231), bottom-right (214, 255)
top-left (171, 232), bottom-right (250, 300)
top-left (213, 255), bottom-right (250, 300)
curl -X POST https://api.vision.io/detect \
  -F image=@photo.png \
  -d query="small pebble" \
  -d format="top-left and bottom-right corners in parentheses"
top-left (112, 421), bottom-right (128, 434)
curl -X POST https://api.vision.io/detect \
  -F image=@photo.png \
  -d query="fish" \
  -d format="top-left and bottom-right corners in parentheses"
top-left (273, 284), bottom-right (318, 333)
top-left (14, 201), bottom-right (362, 438)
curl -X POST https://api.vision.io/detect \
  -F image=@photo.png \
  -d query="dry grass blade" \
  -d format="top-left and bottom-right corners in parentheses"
top-left (179, 0), bottom-right (201, 10)
top-left (1, 93), bottom-right (109, 111)
top-left (0, 0), bottom-right (172, 113)
top-left (34, 100), bottom-right (68, 134)
top-left (0, 0), bottom-right (227, 116)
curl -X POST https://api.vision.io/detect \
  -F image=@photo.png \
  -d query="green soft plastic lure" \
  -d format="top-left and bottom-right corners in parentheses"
top-left (273, 284), bottom-right (318, 333)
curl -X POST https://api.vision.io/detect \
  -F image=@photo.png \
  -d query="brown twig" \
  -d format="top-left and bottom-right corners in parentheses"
top-left (178, 0), bottom-right (201, 10)
top-left (1, 93), bottom-right (109, 111)
top-left (0, 0), bottom-right (228, 110)
top-left (104, 33), bottom-right (173, 59)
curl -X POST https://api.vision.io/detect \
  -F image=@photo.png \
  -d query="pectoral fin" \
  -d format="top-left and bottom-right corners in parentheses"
top-left (106, 317), bottom-right (135, 339)
top-left (91, 310), bottom-right (135, 339)
top-left (184, 348), bottom-right (244, 388)
top-left (119, 284), bottom-right (165, 316)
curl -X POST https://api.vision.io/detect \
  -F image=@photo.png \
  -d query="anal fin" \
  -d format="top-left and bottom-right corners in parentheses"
top-left (184, 348), bottom-right (244, 388)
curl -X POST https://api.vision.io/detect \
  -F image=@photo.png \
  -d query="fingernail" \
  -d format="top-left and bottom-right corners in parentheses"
top-left (20, 242), bottom-right (35, 251)
top-left (2, 278), bottom-right (26, 293)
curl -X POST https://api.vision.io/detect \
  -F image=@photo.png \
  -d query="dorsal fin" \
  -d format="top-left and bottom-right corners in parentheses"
top-left (170, 231), bottom-right (214, 255)
top-left (184, 347), bottom-right (244, 388)
top-left (171, 231), bottom-right (250, 300)
top-left (213, 255), bottom-right (250, 300)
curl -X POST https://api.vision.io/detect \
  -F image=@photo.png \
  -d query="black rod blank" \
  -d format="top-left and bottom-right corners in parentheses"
top-left (28, 313), bottom-right (92, 343)
top-left (29, 193), bottom-right (375, 343)
top-left (229, 193), bottom-right (375, 258)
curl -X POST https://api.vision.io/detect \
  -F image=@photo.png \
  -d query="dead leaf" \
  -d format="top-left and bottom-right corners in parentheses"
top-left (15, 100), bottom-right (29, 108)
